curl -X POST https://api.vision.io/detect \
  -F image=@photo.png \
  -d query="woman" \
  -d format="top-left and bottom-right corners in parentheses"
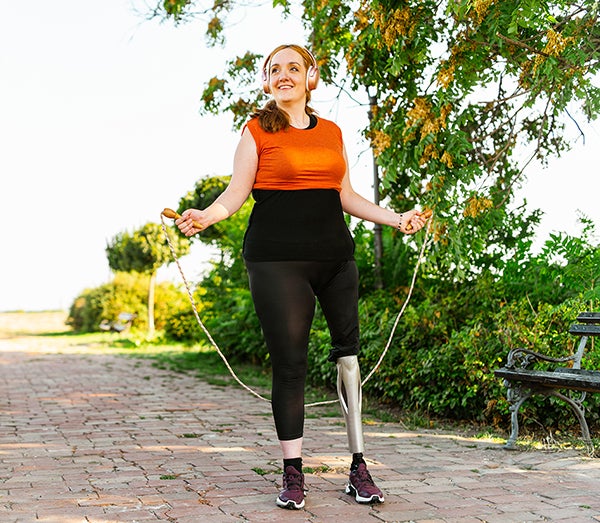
top-left (176, 44), bottom-right (429, 510)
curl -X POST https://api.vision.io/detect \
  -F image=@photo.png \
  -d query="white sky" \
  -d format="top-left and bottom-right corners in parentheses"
top-left (1, 1), bottom-right (598, 312)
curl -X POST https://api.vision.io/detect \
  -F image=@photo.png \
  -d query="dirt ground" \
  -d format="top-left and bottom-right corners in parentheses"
top-left (0, 311), bottom-right (69, 336)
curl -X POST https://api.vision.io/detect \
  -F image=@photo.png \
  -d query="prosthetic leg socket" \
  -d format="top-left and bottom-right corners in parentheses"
top-left (336, 355), bottom-right (365, 454)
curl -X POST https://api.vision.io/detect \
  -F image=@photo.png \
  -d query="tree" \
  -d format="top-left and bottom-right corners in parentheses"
top-left (148, 0), bottom-right (600, 281)
top-left (177, 174), bottom-right (254, 289)
top-left (138, 2), bottom-right (600, 426)
top-left (106, 222), bottom-right (190, 337)
top-left (176, 176), bottom-right (247, 251)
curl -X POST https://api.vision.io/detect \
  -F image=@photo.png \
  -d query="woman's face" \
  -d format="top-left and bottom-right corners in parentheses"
top-left (267, 48), bottom-right (308, 105)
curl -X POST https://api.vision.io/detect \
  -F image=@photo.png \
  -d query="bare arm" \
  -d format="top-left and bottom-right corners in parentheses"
top-left (177, 128), bottom-right (258, 236)
top-left (339, 147), bottom-right (428, 234)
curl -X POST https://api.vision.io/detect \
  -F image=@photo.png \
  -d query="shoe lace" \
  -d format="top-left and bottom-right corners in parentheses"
top-left (284, 471), bottom-right (304, 491)
top-left (354, 465), bottom-right (375, 486)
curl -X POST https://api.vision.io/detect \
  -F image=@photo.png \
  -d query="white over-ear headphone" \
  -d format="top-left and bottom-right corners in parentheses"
top-left (262, 45), bottom-right (320, 94)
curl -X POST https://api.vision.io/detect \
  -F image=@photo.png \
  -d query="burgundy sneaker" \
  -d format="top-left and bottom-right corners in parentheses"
top-left (346, 463), bottom-right (384, 503)
top-left (276, 465), bottom-right (305, 509)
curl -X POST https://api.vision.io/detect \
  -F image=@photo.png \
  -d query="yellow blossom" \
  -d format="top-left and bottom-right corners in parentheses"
top-left (472, 0), bottom-right (494, 24)
top-left (437, 60), bottom-right (455, 88)
top-left (420, 144), bottom-right (439, 166)
top-left (533, 29), bottom-right (574, 74)
top-left (373, 7), bottom-right (417, 50)
top-left (463, 195), bottom-right (493, 218)
top-left (354, 7), bottom-right (370, 31)
top-left (440, 151), bottom-right (454, 168)
top-left (543, 29), bottom-right (573, 57)
top-left (406, 98), bottom-right (432, 127)
top-left (405, 98), bottom-right (451, 142)
top-left (433, 222), bottom-right (448, 245)
top-left (370, 130), bottom-right (392, 156)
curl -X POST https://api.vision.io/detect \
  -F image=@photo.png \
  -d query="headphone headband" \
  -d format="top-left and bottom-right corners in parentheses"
top-left (262, 45), bottom-right (320, 94)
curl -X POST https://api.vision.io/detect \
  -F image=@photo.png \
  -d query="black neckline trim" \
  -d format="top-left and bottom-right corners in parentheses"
top-left (304, 114), bottom-right (317, 130)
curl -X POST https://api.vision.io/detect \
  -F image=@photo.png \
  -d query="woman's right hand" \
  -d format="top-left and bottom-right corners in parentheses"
top-left (176, 209), bottom-right (206, 237)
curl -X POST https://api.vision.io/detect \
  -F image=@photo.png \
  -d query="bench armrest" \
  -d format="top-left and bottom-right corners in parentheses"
top-left (505, 347), bottom-right (576, 369)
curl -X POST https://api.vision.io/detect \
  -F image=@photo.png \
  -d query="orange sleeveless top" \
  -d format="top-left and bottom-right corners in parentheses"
top-left (245, 116), bottom-right (346, 190)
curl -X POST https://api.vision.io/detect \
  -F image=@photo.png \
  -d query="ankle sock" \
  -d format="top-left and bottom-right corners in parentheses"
top-left (283, 457), bottom-right (303, 473)
top-left (351, 452), bottom-right (366, 472)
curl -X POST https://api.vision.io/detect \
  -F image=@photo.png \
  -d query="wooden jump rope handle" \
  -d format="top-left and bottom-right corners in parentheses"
top-left (162, 208), bottom-right (204, 231)
top-left (405, 208), bottom-right (433, 232)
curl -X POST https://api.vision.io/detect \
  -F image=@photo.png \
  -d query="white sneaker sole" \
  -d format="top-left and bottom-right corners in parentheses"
top-left (345, 483), bottom-right (384, 504)
top-left (276, 496), bottom-right (305, 509)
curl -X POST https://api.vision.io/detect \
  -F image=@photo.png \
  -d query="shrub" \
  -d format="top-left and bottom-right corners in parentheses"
top-left (67, 272), bottom-right (187, 334)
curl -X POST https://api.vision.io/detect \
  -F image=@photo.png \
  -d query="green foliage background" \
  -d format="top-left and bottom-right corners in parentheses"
top-left (163, 203), bottom-right (599, 437)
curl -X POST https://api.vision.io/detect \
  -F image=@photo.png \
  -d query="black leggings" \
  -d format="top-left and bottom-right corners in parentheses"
top-left (245, 260), bottom-right (360, 441)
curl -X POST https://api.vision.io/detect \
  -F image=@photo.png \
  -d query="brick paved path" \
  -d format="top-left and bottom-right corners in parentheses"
top-left (2, 319), bottom-right (600, 522)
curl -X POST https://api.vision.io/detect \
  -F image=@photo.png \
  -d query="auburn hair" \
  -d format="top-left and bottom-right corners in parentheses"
top-left (252, 44), bottom-right (318, 133)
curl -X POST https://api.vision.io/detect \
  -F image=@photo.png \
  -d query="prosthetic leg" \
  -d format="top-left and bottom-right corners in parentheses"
top-left (337, 355), bottom-right (384, 503)
top-left (336, 355), bottom-right (365, 454)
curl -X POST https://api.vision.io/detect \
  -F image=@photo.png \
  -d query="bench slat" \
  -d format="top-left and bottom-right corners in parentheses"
top-left (577, 312), bottom-right (600, 324)
top-left (568, 323), bottom-right (600, 336)
top-left (495, 367), bottom-right (600, 393)
top-left (554, 368), bottom-right (600, 378)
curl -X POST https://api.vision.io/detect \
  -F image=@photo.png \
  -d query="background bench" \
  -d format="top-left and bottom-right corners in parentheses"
top-left (495, 312), bottom-right (600, 452)
top-left (99, 312), bottom-right (137, 333)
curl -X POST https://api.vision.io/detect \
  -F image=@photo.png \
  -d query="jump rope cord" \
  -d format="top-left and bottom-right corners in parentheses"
top-left (161, 214), bottom-right (432, 407)
top-left (160, 216), bottom-right (270, 403)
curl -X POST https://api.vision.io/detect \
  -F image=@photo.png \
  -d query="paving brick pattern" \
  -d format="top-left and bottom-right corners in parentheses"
top-left (2, 330), bottom-right (600, 522)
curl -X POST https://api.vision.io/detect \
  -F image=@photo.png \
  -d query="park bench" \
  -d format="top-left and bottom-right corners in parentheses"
top-left (99, 312), bottom-right (137, 333)
top-left (495, 312), bottom-right (600, 452)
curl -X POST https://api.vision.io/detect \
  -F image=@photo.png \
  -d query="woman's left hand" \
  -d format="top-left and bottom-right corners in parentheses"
top-left (399, 209), bottom-right (431, 234)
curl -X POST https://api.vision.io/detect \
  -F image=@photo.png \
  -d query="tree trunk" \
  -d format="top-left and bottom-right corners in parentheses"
top-left (369, 93), bottom-right (384, 290)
